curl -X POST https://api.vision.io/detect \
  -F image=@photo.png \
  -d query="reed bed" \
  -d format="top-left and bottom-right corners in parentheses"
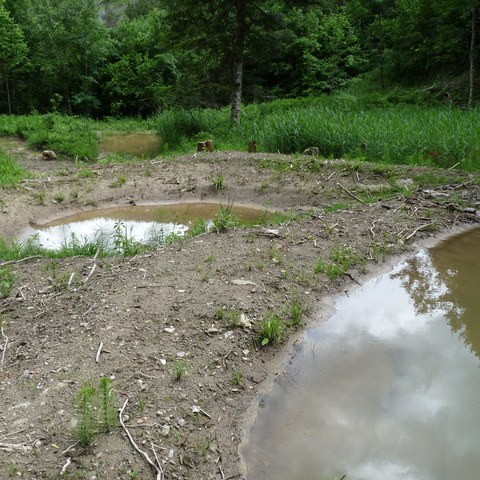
top-left (156, 97), bottom-right (480, 170)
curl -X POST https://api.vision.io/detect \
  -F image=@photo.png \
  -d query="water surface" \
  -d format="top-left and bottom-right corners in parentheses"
top-left (99, 133), bottom-right (161, 157)
top-left (21, 202), bottom-right (267, 250)
top-left (242, 227), bottom-right (480, 480)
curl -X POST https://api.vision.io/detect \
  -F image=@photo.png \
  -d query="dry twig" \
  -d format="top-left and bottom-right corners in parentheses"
top-left (405, 222), bottom-right (435, 241)
top-left (1, 326), bottom-right (8, 365)
top-left (336, 183), bottom-right (368, 206)
top-left (119, 398), bottom-right (163, 480)
top-left (95, 342), bottom-right (103, 363)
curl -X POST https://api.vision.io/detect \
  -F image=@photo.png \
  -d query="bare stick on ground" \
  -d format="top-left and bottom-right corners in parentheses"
top-left (119, 398), bottom-right (164, 480)
top-left (1, 326), bottom-right (8, 365)
top-left (336, 182), bottom-right (369, 206)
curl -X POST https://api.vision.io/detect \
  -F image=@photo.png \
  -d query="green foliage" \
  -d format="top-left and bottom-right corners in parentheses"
top-left (97, 377), bottom-right (118, 433)
top-left (213, 203), bottom-right (237, 232)
top-left (172, 359), bottom-right (189, 381)
top-left (0, 114), bottom-right (98, 159)
top-left (75, 383), bottom-right (96, 446)
top-left (260, 312), bottom-right (284, 346)
top-left (0, 267), bottom-right (15, 298)
top-left (211, 174), bottom-right (225, 191)
top-left (74, 377), bottom-right (118, 445)
top-left (288, 296), bottom-right (307, 328)
top-left (0, 147), bottom-right (26, 186)
top-left (315, 244), bottom-right (363, 280)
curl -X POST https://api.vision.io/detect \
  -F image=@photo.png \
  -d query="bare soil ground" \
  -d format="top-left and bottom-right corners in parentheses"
top-left (0, 138), bottom-right (479, 479)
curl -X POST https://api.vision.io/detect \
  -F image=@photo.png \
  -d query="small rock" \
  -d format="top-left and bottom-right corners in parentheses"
top-left (464, 207), bottom-right (477, 214)
top-left (168, 449), bottom-right (174, 460)
top-left (42, 150), bottom-right (56, 160)
top-left (160, 359), bottom-right (167, 366)
top-left (224, 331), bottom-right (234, 339)
top-left (303, 146), bottom-right (319, 156)
top-left (164, 326), bottom-right (175, 333)
top-left (239, 313), bottom-right (252, 328)
top-left (176, 351), bottom-right (186, 358)
top-left (178, 418), bottom-right (186, 427)
top-left (161, 425), bottom-right (171, 436)
top-left (232, 279), bottom-right (256, 286)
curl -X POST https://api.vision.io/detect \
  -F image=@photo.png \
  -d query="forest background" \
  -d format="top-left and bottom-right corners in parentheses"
top-left (1, 0), bottom-right (478, 117)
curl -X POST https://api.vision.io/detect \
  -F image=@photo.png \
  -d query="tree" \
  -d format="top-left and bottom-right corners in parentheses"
top-left (0, 2), bottom-right (28, 114)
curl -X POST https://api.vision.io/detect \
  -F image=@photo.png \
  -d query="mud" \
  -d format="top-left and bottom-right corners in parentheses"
top-left (0, 137), bottom-right (479, 479)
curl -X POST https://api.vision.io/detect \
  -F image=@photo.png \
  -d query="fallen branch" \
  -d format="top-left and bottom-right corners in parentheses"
top-left (0, 441), bottom-right (31, 453)
top-left (67, 273), bottom-right (76, 289)
top-left (405, 222), bottom-right (435, 241)
top-left (369, 219), bottom-right (381, 238)
top-left (119, 398), bottom-right (163, 480)
top-left (0, 255), bottom-right (42, 267)
top-left (1, 326), bottom-right (8, 365)
top-left (95, 342), bottom-right (103, 363)
top-left (60, 458), bottom-right (71, 475)
top-left (83, 250), bottom-right (99, 284)
top-left (336, 183), bottom-right (368, 206)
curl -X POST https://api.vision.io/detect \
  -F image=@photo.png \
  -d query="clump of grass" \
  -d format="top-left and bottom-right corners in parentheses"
top-left (315, 245), bottom-right (363, 280)
top-left (213, 203), bottom-right (237, 232)
top-left (172, 359), bottom-right (189, 381)
top-left (211, 174), bottom-right (225, 191)
top-left (110, 174), bottom-right (127, 188)
top-left (0, 148), bottom-right (27, 187)
top-left (0, 267), bottom-right (15, 298)
top-left (33, 190), bottom-right (46, 205)
top-left (53, 191), bottom-right (65, 203)
top-left (259, 312), bottom-right (284, 346)
top-left (216, 308), bottom-right (242, 328)
top-left (288, 296), bottom-right (307, 327)
top-left (188, 218), bottom-right (209, 237)
top-left (230, 369), bottom-right (245, 386)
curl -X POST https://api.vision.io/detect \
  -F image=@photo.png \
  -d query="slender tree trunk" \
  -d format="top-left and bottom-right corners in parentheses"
top-left (469, 6), bottom-right (477, 108)
top-left (230, 0), bottom-right (247, 127)
top-left (5, 76), bottom-right (11, 115)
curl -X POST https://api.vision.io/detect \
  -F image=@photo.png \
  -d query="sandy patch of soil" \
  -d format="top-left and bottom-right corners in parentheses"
top-left (0, 139), bottom-right (479, 479)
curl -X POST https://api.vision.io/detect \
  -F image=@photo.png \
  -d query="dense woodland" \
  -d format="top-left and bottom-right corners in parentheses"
top-left (0, 0), bottom-right (479, 118)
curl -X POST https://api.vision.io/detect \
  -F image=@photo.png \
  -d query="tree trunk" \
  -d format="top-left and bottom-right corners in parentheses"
top-left (5, 76), bottom-right (11, 115)
top-left (469, 6), bottom-right (477, 108)
top-left (230, 0), bottom-right (247, 127)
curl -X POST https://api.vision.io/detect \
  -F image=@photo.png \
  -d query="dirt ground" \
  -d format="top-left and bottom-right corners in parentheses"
top-left (0, 138), bottom-right (479, 479)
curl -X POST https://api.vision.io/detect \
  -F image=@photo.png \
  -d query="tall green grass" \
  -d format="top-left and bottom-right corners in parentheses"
top-left (0, 114), bottom-right (156, 160)
top-left (0, 148), bottom-right (27, 186)
top-left (156, 96), bottom-right (480, 170)
top-left (0, 114), bottom-right (99, 160)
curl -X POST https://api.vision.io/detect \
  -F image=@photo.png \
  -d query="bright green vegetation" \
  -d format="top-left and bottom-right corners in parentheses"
top-left (230, 369), bottom-right (245, 386)
top-left (74, 377), bottom-right (118, 446)
top-left (260, 312), bottom-right (285, 346)
top-left (0, 147), bottom-right (26, 186)
top-left (172, 359), bottom-right (189, 381)
top-left (215, 307), bottom-right (242, 328)
top-left (155, 98), bottom-right (480, 170)
top-left (0, 114), bottom-right (155, 161)
top-left (0, 267), bottom-right (15, 298)
top-left (74, 384), bottom-right (97, 446)
top-left (315, 245), bottom-right (363, 281)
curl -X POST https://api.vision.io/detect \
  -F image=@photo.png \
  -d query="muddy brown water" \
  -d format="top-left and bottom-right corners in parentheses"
top-left (242, 227), bottom-right (480, 480)
top-left (20, 202), bottom-right (268, 249)
top-left (99, 132), bottom-right (161, 156)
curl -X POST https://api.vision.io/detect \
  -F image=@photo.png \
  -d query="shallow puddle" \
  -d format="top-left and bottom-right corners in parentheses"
top-left (21, 202), bottom-right (267, 250)
top-left (242, 227), bottom-right (480, 480)
top-left (99, 132), bottom-right (161, 156)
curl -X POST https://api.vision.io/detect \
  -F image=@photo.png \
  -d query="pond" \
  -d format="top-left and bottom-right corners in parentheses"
top-left (99, 132), bottom-right (161, 157)
top-left (242, 227), bottom-right (480, 480)
top-left (20, 202), bottom-right (268, 250)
